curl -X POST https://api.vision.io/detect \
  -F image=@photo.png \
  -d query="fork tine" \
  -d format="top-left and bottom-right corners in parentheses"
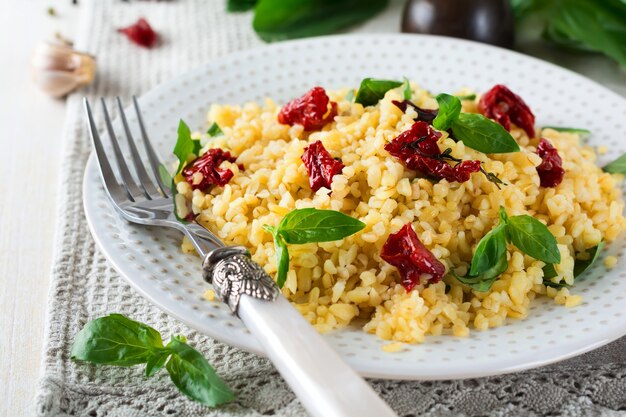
top-left (84, 98), bottom-right (130, 206)
top-left (100, 98), bottom-right (145, 201)
top-left (133, 96), bottom-right (170, 197)
top-left (116, 97), bottom-right (161, 199)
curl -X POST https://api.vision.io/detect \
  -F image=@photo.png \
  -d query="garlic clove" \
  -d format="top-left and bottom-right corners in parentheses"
top-left (31, 42), bottom-right (96, 98)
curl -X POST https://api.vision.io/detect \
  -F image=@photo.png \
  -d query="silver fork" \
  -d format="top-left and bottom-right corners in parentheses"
top-left (84, 97), bottom-right (397, 417)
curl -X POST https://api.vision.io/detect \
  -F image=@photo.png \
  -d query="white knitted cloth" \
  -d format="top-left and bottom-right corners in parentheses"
top-left (36, 1), bottom-right (626, 416)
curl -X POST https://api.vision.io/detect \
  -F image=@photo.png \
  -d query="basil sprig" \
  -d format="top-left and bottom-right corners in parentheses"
top-left (543, 241), bottom-right (604, 287)
top-left (264, 208), bottom-right (365, 288)
top-left (456, 94), bottom-right (476, 101)
top-left (71, 314), bottom-right (234, 407)
top-left (431, 93), bottom-right (520, 154)
top-left (227, 0), bottom-right (257, 12)
top-left (252, 0), bottom-right (389, 42)
top-left (355, 78), bottom-right (404, 107)
top-left (454, 207), bottom-right (560, 291)
top-left (603, 153), bottom-right (626, 174)
top-left (432, 93), bottom-right (462, 131)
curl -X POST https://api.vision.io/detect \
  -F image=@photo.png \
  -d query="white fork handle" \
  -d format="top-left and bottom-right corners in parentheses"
top-left (238, 295), bottom-right (397, 417)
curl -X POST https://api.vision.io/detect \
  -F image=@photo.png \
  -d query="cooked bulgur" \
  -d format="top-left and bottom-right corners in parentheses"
top-left (174, 82), bottom-right (625, 344)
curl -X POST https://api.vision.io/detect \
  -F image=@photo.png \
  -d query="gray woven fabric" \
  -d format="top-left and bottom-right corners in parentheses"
top-left (36, 1), bottom-right (626, 416)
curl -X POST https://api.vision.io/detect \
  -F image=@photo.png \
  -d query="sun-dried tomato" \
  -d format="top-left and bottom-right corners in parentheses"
top-left (278, 87), bottom-right (337, 131)
top-left (182, 148), bottom-right (238, 191)
top-left (384, 121), bottom-right (481, 182)
top-left (381, 223), bottom-right (446, 291)
top-left (536, 138), bottom-right (564, 187)
top-left (118, 18), bottom-right (158, 48)
top-left (478, 84), bottom-right (535, 138)
top-left (301, 140), bottom-right (344, 192)
top-left (392, 100), bottom-right (438, 124)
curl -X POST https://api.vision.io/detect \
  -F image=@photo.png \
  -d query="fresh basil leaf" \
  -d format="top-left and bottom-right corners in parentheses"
top-left (542, 263), bottom-right (558, 279)
top-left (252, 0), bottom-right (389, 42)
top-left (451, 113), bottom-right (520, 154)
top-left (159, 164), bottom-right (173, 191)
top-left (456, 94), bottom-right (476, 101)
top-left (402, 77), bottom-right (411, 100)
top-left (207, 122), bottom-right (224, 137)
top-left (433, 93), bottom-right (462, 131)
top-left (454, 252), bottom-right (508, 292)
top-left (506, 215), bottom-right (561, 264)
top-left (354, 78), bottom-right (404, 107)
top-left (70, 314), bottom-right (163, 366)
top-left (173, 120), bottom-right (202, 174)
top-left (345, 89), bottom-right (355, 103)
top-left (603, 153), bottom-right (626, 174)
top-left (227, 0), bottom-right (257, 12)
top-left (145, 348), bottom-right (171, 378)
top-left (542, 126), bottom-right (591, 136)
top-left (274, 233), bottom-right (289, 288)
top-left (277, 208), bottom-right (365, 244)
top-left (165, 336), bottom-right (235, 407)
top-left (469, 223), bottom-right (508, 276)
top-left (573, 241), bottom-right (605, 277)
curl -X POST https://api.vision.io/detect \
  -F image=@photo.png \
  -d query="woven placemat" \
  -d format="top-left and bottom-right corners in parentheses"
top-left (36, 1), bottom-right (626, 416)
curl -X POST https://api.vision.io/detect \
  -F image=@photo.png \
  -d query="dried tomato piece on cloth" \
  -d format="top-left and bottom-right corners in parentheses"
top-left (478, 84), bottom-right (535, 138)
top-left (118, 18), bottom-right (158, 48)
top-left (182, 148), bottom-right (238, 191)
top-left (278, 87), bottom-right (337, 131)
top-left (536, 138), bottom-right (564, 187)
top-left (384, 121), bottom-right (481, 183)
top-left (381, 223), bottom-right (446, 291)
top-left (301, 140), bottom-right (344, 192)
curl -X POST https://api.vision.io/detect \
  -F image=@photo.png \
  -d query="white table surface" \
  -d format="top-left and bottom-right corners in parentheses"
top-left (1, 2), bottom-right (625, 417)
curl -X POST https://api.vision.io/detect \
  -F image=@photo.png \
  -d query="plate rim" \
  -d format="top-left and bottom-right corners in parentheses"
top-left (82, 33), bottom-right (626, 380)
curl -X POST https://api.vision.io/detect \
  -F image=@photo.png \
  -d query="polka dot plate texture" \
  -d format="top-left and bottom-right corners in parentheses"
top-left (83, 34), bottom-right (626, 380)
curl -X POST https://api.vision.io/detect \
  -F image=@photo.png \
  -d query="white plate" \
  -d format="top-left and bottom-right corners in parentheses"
top-left (83, 34), bottom-right (626, 380)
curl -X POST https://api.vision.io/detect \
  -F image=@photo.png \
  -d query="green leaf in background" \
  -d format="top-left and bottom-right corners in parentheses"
top-left (510, 0), bottom-right (547, 20)
top-left (277, 208), bottom-right (366, 244)
top-left (402, 77), bottom-right (412, 100)
top-left (573, 241), bottom-right (605, 277)
top-left (603, 153), bottom-right (626, 174)
top-left (354, 78), bottom-right (404, 107)
top-left (542, 126), bottom-right (591, 136)
top-left (165, 336), bottom-right (235, 407)
top-left (70, 314), bottom-right (163, 366)
top-left (432, 93), bottom-right (462, 131)
top-left (227, 0), bottom-right (257, 12)
top-left (207, 122), bottom-right (224, 137)
top-left (173, 120), bottom-right (202, 174)
top-left (451, 113), bottom-right (521, 154)
top-left (253, 0), bottom-right (389, 42)
top-left (506, 215), bottom-right (561, 264)
top-left (545, 0), bottom-right (626, 67)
